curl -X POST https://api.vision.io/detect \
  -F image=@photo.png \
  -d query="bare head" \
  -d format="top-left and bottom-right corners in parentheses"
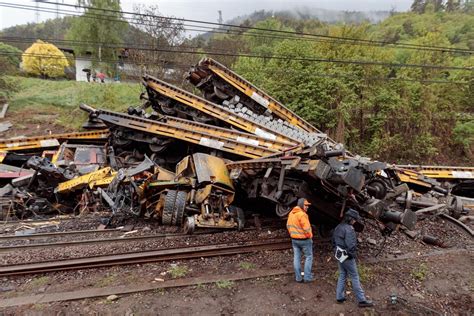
top-left (297, 198), bottom-right (311, 212)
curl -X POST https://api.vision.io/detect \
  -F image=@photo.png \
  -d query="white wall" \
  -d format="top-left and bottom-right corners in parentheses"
top-left (75, 58), bottom-right (92, 82)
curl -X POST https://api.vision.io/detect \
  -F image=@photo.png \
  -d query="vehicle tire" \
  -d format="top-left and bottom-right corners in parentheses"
top-left (162, 190), bottom-right (177, 226)
top-left (173, 191), bottom-right (187, 226)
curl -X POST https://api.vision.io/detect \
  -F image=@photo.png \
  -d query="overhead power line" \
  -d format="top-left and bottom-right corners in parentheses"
top-left (1, 35), bottom-right (472, 72)
top-left (1, 51), bottom-right (470, 85)
top-left (0, 1), bottom-right (472, 55)
top-left (39, 0), bottom-right (473, 54)
top-left (3, 2), bottom-right (470, 55)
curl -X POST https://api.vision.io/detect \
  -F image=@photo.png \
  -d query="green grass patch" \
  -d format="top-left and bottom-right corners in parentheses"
top-left (215, 280), bottom-right (234, 289)
top-left (4, 76), bottom-right (142, 130)
top-left (168, 265), bottom-right (189, 278)
top-left (411, 263), bottom-right (429, 281)
top-left (153, 288), bottom-right (166, 295)
top-left (95, 274), bottom-right (118, 287)
top-left (31, 303), bottom-right (46, 310)
top-left (28, 276), bottom-right (50, 288)
top-left (238, 261), bottom-right (256, 270)
top-left (334, 263), bottom-right (373, 283)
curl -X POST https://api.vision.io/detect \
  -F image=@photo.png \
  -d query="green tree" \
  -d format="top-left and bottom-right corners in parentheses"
top-left (232, 14), bottom-right (472, 164)
top-left (67, 0), bottom-right (126, 73)
top-left (411, 0), bottom-right (426, 13)
top-left (453, 121), bottom-right (474, 157)
top-left (126, 4), bottom-right (185, 81)
top-left (22, 40), bottom-right (69, 78)
top-left (0, 42), bottom-right (23, 99)
top-left (0, 42), bottom-right (22, 73)
top-left (446, 0), bottom-right (462, 12)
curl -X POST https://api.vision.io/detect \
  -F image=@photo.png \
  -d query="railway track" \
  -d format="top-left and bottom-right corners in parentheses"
top-left (0, 223), bottom-right (285, 246)
top-left (0, 228), bottom-right (123, 241)
top-left (0, 238), bottom-right (291, 276)
top-left (0, 232), bottom-right (195, 253)
top-left (0, 226), bottom-right (285, 252)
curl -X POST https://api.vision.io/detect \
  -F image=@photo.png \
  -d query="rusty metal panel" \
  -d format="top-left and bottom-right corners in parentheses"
top-left (192, 153), bottom-right (234, 189)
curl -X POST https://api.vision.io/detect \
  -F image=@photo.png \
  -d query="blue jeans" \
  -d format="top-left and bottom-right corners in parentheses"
top-left (291, 238), bottom-right (313, 282)
top-left (336, 258), bottom-right (367, 302)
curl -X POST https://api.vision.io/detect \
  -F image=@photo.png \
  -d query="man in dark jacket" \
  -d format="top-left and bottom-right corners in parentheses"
top-left (332, 208), bottom-right (373, 308)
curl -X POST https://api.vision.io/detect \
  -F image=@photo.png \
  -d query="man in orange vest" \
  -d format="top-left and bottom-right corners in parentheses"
top-left (287, 198), bottom-right (313, 283)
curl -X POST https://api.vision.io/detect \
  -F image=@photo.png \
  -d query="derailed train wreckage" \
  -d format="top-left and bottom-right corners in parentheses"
top-left (0, 58), bottom-right (471, 236)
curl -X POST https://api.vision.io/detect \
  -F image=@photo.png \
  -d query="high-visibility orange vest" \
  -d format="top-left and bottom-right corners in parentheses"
top-left (286, 206), bottom-right (313, 239)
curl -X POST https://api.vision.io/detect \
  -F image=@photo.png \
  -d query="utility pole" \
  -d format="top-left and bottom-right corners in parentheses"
top-left (34, 0), bottom-right (40, 23)
top-left (217, 10), bottom-right (223, 25)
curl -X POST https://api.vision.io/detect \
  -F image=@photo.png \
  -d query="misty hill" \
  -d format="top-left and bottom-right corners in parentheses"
top-left (227, 8), bottom-right (392, 26)
top-left (194, 9), bottom-right (393, 42)
top-left (1, 7), bottom-right (394, 50)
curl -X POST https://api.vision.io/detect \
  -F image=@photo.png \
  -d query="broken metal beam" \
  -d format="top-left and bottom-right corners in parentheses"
top-left (143, 75), bottom-right (299, 146)
top-left (96, 110), bottom-right (279, 159)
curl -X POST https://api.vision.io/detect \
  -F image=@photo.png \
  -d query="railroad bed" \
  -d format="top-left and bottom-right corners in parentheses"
top-left (0, 238), bottom-right (293, 276)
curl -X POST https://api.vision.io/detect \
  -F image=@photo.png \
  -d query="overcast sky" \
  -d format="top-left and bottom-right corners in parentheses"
top-left (0, 0), bottom-right (413, 30)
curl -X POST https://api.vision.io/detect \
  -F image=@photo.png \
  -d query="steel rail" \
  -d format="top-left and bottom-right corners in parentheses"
top-left (0, 225), bottom-right (283, 251)
top-left (0, 233), bottom-right (197, 253)
top-left (97, 110), bottom-right (278, 159)
top-left (0, 131), bottom-right (109, 152)
top-left (143, 75), bottom-right (300, 145)
top-left (197, 58), bottom-right (317, 134)
top-left (0, 239), bottom-right (291, 276)
top-left (163, 115), bottom-right (292, 152)
top-left (0, 228), bottom-right (122, 240)
top-left (396, 164), bottom-right (474, 180)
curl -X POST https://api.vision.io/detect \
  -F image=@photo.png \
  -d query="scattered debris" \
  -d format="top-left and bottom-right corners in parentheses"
top-left (14, 229), bottom-right (35, 236)
top-left (403, 229), bottom-right (419, 239)
top-left (366, 238), bottom-right (377, 245)
top-left (0, 103), bottom-right (9, 119)
top-left (0, 58), bottom-right (471, 243)
top-left (421, 235), bottom-right (446, 248)
top-left (0, 121), bottom-right (12, 133)
top-left (106, 294), bottom-right (119, 301)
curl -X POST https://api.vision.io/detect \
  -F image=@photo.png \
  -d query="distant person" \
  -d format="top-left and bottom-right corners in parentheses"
top-left (83, 68), bottom-right (91, 82)
top-left (286, 198), bottom-right (314, 283)
top-left (332, 208), bottom-right (373, 308)
top-left (92, 71), bottom-right (97, 82)
top-left (97, 72), bottom-right (106, 83)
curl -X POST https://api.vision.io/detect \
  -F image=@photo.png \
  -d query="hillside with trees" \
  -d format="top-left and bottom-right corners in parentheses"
top-left (0, 0), bottom-right (472, 164)
top-left (217, 2), bottom-right (473, 164)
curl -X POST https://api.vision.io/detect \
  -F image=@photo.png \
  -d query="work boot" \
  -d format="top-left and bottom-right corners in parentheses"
top-left (295, 279), bottom-right (303, 283)
top-left (336, 298), bottom-right (346, 304)
top-left (358, 300), bottom-right (374, 308)
top-left (303, 278), bottom-right (315, 283)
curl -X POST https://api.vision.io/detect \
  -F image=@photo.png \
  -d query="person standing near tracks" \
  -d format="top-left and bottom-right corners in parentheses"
top-left (287, 198), bottom-right (314, 283)
top-left (332, 208), bottom-right (374, 308)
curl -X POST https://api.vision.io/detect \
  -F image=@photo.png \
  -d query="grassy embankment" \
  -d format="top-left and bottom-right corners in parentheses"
top-left (4, 76), bottom-right (142, 132)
